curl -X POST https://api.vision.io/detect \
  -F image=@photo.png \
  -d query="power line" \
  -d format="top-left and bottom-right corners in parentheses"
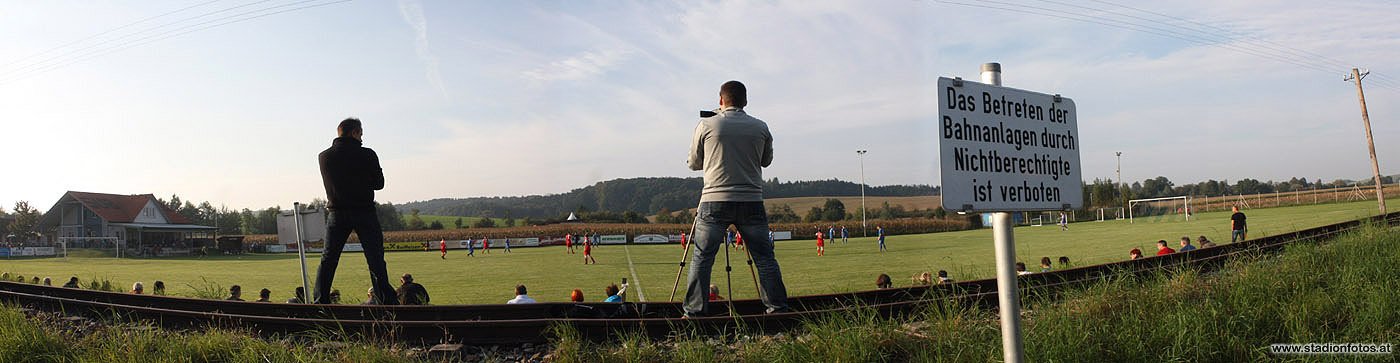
top-left (0, 0), bottom-right (223, 70)
top-left (932, 0), bottom-right (1400, 93)
top-left (0, 0), bottom-right (280, 80)
top-left (1079, 0), bottom-right (1400, 88)
top-left (0, 0), bottom-right (352, 86)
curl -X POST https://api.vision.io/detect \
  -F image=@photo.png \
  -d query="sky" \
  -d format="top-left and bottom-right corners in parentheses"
top-left (1, 0), bottom-right (1397, 212)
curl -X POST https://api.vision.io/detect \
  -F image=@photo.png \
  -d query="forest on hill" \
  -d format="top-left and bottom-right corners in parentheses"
top-left (396, 177), bottom-right (939, 220)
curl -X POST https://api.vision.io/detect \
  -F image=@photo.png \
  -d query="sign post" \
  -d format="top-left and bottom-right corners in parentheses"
top-left (292, 202), bottom-right (312, 303)
top-left (938, 63), bottom-right (1082, 363)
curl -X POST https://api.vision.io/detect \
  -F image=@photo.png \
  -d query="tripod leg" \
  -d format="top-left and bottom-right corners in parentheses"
top-left (744, 243), bottom-right (761, 297)
top-left (668, 220), bottom-right (700, 302)
top-left (724, 237), bottom-right (734, 315)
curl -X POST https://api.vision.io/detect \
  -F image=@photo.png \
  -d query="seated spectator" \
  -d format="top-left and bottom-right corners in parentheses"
top-left (396, 274), bottom-right (430, 305)
top-left (16, 275), bottom-right (24, 283)
top-left (1156, 240), bottom-right (1176, 256)
top-left (1039, 257), bottom-right (1053, 272)
top-left (31, 276), bottom-right (39, 284)
top-left (936, 270), bottom-right (953, 284)
top-left (1129, 248), bottom-right (1143, 260)
top-left (1015, 262), bottom-right (1029, 275)
top-left (1178, 236), bottom-right (1196, 252)
top-left (1058, 256), bottom-right (1071, 268)
top-left (914, 271), bottom-right (933, 286)
top-left (361, 287), bottom-right (376, 305)
top-left (286, 286), bottom-right (307, 304)
top-left (707, 284), bottom-right (724, 301)
top-left (330, 289), bottom-right (341, 304)
top-left (1198, 236), bottom-right (1217, 249)
top-left (42, 277), bottom-right (51, 286)
top-left (604, 282), bottom-right (629, 303)
top-left (226, 285), bottom-right (244, 301)
top-left (63, 277), bottom-right (80, 288)
top-left (153, 280), bottom-right (166, 296)
top-left (507, 284), bottom-right (536, 304)
top-left (876, 274), bottom-right (892, 289)
top-left (570, 289), bottom-right (585, 302)
top-left (131, 282), bottom-right (144, 294)
top-left (256, 288), bottom-right (272, 302)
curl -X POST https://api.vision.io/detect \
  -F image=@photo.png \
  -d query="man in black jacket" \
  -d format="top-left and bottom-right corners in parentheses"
top-left (395, 273), bottom-right (430, 305)
top-left (316, 118), bottom-right (399, 305)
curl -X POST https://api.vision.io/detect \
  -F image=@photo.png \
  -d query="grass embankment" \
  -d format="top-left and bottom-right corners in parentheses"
top-left (0, 199), bottom-right (1391, 305)
top-left (0, 309), bottom-right (414, 363)
top-left (549, 224), bottom-right (1400, 362)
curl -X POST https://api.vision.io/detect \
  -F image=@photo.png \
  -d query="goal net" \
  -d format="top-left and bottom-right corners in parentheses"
top-left (1097, 207), bottom-right (1125, 221)
top-left (57, 237), bottom-right (122, 258)
top-left (1128, 196), bottom-right (1192, 223)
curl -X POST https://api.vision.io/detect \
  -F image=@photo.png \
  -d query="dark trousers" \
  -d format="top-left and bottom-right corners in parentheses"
top-left (316, 208), bottom-right (399, 305)
top-left (684, 201), bottom-right (788, 315)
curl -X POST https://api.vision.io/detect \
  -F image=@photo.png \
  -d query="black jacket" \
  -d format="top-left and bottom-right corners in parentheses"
top-left (318, 137), bottom-right (385, 210)
top-left (396, 282), bottom-right (430, 305)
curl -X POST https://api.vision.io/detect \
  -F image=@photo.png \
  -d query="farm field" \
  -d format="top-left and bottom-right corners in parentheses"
top-left (1, 199), bottom-right (1391, 306)
top-left (763, 195), bottom-right (941, 214)
top-left (403, 214), bottom-right (508, 229)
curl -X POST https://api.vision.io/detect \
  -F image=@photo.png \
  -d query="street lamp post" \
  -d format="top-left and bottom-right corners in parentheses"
top-left (1115, 152), bottom-right (1123, 208)
top-left (857, 150), bottom-right (868, 237)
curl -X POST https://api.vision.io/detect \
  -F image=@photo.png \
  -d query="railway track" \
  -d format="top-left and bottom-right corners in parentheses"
top-left (1, 212), bottom-right (1393, 344)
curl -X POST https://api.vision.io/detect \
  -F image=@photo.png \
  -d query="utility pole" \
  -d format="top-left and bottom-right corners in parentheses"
top-left (1346, 68), bottom-right (1386, 215)
top-left (857, 150), bottom-right (868, 237)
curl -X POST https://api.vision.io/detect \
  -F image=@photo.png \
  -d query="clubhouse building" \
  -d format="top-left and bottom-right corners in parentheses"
top-left (37, 191), bottom-right (216, 254)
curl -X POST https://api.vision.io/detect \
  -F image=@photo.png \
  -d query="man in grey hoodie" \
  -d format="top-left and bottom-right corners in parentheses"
top-left (683, 80), bottom-right (789, 317)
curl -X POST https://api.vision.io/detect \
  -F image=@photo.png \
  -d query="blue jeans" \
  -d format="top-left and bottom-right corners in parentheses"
top-left (317, 208), bottom-right (399, 305)
top-left (684, 201), bottom-right (788, 315)
top-left (1231, 229), bottom-right (1246, 242)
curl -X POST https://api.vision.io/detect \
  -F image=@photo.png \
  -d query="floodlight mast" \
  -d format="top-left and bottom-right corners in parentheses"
top-left (982, 62), bottom-right (1025, 363)
top-left (857, 149), bottom-right (868, 237)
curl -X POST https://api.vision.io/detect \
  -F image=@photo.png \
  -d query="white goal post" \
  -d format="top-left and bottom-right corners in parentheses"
top-left (1128, 196), bottom-right (1192, 223)
top-left (1097, 207), bottom-right (1125, 221)
top-left (57, 237), bottom-right (123, 258)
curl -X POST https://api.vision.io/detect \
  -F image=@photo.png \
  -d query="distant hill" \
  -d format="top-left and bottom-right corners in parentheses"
top-left (397, 177), bottom-right (939, 219)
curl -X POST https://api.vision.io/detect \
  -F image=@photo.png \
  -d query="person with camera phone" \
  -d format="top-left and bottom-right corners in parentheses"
top-left (682, 80), bottom-right (790, 317)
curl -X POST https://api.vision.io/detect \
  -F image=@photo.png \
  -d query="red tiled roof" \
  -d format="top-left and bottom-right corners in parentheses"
top-left (64, 191), bottom-right (192, 224)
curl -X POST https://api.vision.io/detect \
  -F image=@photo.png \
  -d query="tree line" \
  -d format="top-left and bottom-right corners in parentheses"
top-left (1081, 175), bottom-right (1395, 209)
top-left (0, 174), bottom-right (1390, 240)
top-left (397, 177), bottom-right (940, 220)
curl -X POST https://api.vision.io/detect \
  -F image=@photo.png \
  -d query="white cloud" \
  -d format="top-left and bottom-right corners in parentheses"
top-left (398, 0), bottom-right (448, 99)
top-left (521, 48), bottom-right (632, 82)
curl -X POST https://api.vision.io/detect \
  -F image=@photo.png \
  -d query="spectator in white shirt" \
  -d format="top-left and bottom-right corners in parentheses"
top-left (507, 284), bottom-right (536, 304)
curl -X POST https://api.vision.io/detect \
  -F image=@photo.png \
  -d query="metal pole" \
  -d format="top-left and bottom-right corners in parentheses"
top-left (292, 202), bottom-right (311, 303)
top-left (1348, 68), bottom-right (1386, 214)
top-left (1115, 151), bottom-right (1123, 210)
top-left (858, 150), bottom-right (868, 237)
top-left (982, 62), bottom-right (1024, 363)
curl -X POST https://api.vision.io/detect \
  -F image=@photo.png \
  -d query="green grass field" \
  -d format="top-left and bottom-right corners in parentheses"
top-left (2, 199), bottom-right (1392, 305)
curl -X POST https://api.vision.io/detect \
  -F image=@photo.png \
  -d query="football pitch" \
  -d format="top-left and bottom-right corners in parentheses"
top-left (1, 199), bottom-right (1391, 305)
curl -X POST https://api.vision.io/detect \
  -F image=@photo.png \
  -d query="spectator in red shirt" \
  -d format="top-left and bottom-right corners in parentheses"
top-left (1156, 240), bottom-right (1176, 256)
top-left (708, 284), bottom-right (724, 301)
